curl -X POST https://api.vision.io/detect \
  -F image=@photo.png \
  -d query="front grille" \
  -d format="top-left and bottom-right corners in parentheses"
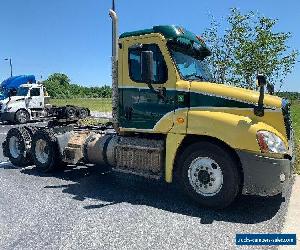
top-left (282, 99), bottom-right (292, 140)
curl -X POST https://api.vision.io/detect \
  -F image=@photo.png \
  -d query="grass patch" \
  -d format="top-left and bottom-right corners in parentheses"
top-left (78, 118), bottom-right (110, 126)
top-left (50, 98), bottom-right (112, 112)
top-left (291, 100), bottom-right (300, 174)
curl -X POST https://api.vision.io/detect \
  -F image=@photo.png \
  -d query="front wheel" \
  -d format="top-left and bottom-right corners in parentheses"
top-left (178, 142), bottom-right (240, 209)
top-left (15, 109), bottom-right (30, 124)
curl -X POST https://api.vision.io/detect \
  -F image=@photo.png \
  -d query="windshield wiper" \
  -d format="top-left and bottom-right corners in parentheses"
top-left (184, 73), bottom-right (204, 81)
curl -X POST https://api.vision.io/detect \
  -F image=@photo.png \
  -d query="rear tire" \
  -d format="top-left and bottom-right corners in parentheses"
top-left (178, 142), bottom-right (240, 209)
top-left (15, 109), bottom-right (29, 124)
top-left (77, 107), bottom-right (90, 119)
top-left (65, 106), bottom-right (77, 120)
top-left (2, 127), bottom-right (32, 167)
top-left (31, 129), bottom-right (62, 172)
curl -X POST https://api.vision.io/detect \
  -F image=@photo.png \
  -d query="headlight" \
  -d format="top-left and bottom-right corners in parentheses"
top-left (256, 131), bottom-right (287, 154)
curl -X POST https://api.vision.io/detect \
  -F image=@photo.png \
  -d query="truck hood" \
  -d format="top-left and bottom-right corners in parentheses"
top-left (189, 81), bottom-right (282, 109)
top-left (0, 96), bottom-right (25, 106)
top-left (8, 96), bottom-right (26, 102)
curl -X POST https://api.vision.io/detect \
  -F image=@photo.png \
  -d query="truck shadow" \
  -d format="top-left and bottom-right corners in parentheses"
top-left (21, 165), bottom-right (287, 225)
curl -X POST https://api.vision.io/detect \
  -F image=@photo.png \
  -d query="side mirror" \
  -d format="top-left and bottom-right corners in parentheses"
top-left (257, 74), bottom-right (267, 87)
top-left (141, 51), bottom-right (154, 83)
top-left (254, 74), bottom-right (267, 117)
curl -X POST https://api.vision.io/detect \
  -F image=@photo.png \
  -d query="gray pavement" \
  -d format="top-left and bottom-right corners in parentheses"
top-left (0, 124), bottom-right (295, 250)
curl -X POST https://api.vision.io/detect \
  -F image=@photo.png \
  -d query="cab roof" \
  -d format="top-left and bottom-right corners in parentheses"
top-left (1, 75), bottom-right (36, 90)
top-left (120, 25), bottom-right (207, 46)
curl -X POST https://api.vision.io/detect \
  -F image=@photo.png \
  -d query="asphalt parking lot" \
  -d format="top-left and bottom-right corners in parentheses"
top-left (0, 124), bottom-right (294, 250)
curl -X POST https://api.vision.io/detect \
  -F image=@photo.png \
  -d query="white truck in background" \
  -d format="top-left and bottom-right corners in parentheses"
top-left (0, 83), bottom-right (90, 124)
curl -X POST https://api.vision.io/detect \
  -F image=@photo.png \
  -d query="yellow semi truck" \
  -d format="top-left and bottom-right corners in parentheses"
top-left (2, 3), bottom-right (295, 209)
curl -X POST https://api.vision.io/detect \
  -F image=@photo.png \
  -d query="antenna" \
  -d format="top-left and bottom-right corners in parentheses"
top-left (112, 0), bottom-right (115, 11)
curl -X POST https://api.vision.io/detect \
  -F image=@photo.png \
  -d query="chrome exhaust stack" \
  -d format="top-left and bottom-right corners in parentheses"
top-left (109, 0), bottom-right (119, 132)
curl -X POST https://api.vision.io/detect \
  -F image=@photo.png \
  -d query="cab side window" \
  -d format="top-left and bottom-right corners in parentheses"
top-left (30, 88), bottom-right (40, 97)
top-left (129, 44), bottom-right (168, 84)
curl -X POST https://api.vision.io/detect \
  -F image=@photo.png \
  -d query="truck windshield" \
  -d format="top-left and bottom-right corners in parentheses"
top-left (167, 39), bottom-right (213, 82)
top-left (16, 87), bottom-right (29, 96)
top-left (171, 51), bottom-right (212, 82)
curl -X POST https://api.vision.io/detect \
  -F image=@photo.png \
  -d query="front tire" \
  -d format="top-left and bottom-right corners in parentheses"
top-left (15, 109), bottom-right (29, 124)
top-left (178, 142), bottom-right (240, 209)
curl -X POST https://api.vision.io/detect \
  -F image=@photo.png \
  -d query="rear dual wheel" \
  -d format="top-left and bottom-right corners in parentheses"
top-left (65, 106), bottom-right (77, 120)
top-left (65, 106), bottom-right (89, 119)
top-left (31, 129), bottom-right (66, 172)
top-left (77, 107), bottom-right (90, 119)
top-left (3, 127), bottom-right (33, 167)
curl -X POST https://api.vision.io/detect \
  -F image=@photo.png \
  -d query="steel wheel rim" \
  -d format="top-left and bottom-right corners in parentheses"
top-left (9, 136), bottom-right (21, 158)
top-left (188, 157), bottom-right (223, 197)
top-left (81, 109), bottom-right (88, 118)
top-left (18, 111), bottom-right (27, 123)
top-left (35, 139), bottom-right (49, 164)
top-left (67, 108), bottom-right (76, 118)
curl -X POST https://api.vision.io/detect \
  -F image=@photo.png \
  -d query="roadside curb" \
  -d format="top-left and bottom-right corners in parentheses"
top-left (280, 175), bottom-right (300, 249)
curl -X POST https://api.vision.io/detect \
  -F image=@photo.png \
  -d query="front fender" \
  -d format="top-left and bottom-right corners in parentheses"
top-left (187, 109), bottom-right (287, 153)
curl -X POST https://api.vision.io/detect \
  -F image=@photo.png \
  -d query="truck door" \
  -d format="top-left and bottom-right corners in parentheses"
top-left (120, 36), bottom-right (177, 132)
top-left (28, 87), bottom-right (43, 109)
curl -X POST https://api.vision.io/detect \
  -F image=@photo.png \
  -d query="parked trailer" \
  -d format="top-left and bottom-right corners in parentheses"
top-left (2, 2), bottom-right (295, 209)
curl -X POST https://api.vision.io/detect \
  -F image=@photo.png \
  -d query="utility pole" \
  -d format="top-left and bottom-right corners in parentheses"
top-left (4, 58), bottom-right (13, 77)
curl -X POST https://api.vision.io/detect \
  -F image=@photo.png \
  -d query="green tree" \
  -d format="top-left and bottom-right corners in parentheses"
top-left (47, 73), bottom-right (70, 86)
top-left (43, 73), bottom-right (112, 99)
top-left (203, 8), bottom-right (298, 90)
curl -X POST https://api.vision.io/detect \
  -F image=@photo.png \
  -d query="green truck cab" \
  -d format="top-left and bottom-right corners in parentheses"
top-left (116, 25), bottom-right (294, 204)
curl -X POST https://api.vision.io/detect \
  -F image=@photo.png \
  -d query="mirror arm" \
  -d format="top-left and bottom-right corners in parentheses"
top-left (254, 85), bottom-right (265, 117)
top-left (146, 82), bottom-right (165, 100)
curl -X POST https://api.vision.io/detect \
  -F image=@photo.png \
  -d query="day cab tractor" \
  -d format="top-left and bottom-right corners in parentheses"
top-left (0, 82), bottom-right (90, 124)
top-left (2, 4), bottom-right (295, 209)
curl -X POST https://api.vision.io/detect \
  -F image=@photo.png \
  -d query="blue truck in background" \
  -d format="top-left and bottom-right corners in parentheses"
top-left (0, 75), bottom-right (36, 100)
